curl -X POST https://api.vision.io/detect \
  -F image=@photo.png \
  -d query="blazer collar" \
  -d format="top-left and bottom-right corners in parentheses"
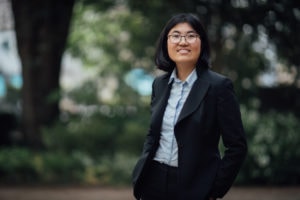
top-left (176, 68), bottom-right (210, 125)
top-left (152, 67), bottom-right (210, 129)
top-left (168, 68), bottom-right (198, 86)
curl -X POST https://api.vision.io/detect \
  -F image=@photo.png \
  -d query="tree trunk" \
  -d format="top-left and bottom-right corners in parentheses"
top-left (11, 0), bottom-right (75, 148)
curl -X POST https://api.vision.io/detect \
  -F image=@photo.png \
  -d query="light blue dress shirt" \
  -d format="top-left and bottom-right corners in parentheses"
top-left (154, 68), bottom-right (198, 167)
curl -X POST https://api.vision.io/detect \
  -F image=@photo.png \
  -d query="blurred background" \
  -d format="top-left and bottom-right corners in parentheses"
top-left (0, 0), bottom-right (299, 192)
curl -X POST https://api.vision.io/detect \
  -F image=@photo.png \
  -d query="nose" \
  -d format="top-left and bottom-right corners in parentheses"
top-left (178, 36), bottom-right (188, 44)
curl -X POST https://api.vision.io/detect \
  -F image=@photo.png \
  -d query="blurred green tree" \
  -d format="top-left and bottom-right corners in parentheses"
top-left (66, 1), bottom-right (153, 106)
top-left (3, 0), bottom-right (300, 185)
top-left (9, 0), bottom-right (116, 148)
top-left (10, 0), bottom-right (76, 148)
top-left (10, 0), bottom-right (300, 148)
top-left (127, 0), bottom-right (300, 74)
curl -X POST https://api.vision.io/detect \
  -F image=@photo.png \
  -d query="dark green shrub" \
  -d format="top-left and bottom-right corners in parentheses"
top-left (0, 148), bottom-right (37, 183)
top-left (43, 106), bottom-right (148, 156)
top-left (38, 151), bottom-right (85, 183)
top-left (237, 107), bottom-right (300, 185)
top-left (0, 148), bottom-right (86, 184)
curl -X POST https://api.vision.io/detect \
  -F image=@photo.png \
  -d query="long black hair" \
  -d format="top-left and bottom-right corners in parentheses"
top-left (154, 13), bottom-right (211, 72)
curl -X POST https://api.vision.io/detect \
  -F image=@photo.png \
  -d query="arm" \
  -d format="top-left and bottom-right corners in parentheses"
top-left (210, 78), bottom-right (248, 198)
top-left (141, 78), bottom-right (157, 154)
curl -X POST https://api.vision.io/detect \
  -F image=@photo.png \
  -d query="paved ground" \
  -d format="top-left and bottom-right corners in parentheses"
top-left (0, 186), bottom-right (300, 200)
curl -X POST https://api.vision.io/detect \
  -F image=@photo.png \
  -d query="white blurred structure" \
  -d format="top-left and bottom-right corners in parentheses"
top-left (0, 0), bottom-right (22, 97)
top-left (0, 0), bottom-right (92, 98)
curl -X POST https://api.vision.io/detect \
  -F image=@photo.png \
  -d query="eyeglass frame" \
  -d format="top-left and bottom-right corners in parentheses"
top-left (167, 33), bottom-right (200, 44)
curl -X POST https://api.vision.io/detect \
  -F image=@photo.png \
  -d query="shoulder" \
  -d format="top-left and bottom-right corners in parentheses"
top-left (154, 72), bottom-right (170, 81)
top-left (198, 69), bottom-right (235, 99)
top-left (152, 72), bottom-right (171, 86)
top-left (200, 69), bottom-right (232, 87)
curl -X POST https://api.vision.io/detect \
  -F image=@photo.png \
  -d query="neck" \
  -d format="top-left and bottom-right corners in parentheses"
top-left (176, 64), bottom-right (195, 81)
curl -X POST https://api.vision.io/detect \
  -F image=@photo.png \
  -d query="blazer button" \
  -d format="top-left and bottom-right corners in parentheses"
top-left (178, 142), bottom-right (183, 148)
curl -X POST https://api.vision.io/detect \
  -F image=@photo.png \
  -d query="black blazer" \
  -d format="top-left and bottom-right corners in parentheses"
top-left (132, 68), bottom-right (247, 200)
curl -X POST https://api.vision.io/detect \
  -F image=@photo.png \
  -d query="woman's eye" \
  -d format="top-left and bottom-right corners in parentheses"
top-left (187, 34), bottom-right (196, 39)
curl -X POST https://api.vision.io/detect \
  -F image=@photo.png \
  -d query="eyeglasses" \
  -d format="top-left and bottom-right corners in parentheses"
top-left (168, 33), bottom-right (200, 44)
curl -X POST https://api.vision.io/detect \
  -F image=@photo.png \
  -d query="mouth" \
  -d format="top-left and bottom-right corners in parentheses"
top-left (177, 49), bottom-right (191, 54)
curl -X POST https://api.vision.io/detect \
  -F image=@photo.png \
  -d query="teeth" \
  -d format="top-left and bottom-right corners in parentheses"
top-left (178, 49), bottom-right (189, 53)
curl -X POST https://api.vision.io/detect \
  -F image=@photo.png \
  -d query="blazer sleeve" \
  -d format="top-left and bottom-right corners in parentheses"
top-left (141, 78), bottom-right (157, 155)
top-left (210, 78), bottom-right (248, 198)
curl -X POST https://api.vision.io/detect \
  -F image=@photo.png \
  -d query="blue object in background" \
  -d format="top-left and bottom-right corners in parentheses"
top-left (0, 75), bottom-right (6, 97)
top-left (0, 74), bottom-right (22, 98)
top-left (10, 74), bottom-right (22, 89)
top-left (124, 68), bottom-right (153, 96)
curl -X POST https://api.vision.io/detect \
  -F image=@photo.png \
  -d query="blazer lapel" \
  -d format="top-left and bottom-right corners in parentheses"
top-left (151, 75), bottom-right (173, 131)
top-left (176, 73), bottom-right (210, 125)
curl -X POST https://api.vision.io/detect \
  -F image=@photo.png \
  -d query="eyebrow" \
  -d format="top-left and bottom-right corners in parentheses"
top-left (170, 30), bottom-right (197, 34)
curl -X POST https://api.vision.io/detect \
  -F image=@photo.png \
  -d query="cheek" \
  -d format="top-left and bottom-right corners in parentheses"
top-left (193, 44), bottom-right (201, 58)
top-left (198, 43), bottom-right (202, 55)
top-left (197, 47), bottom-right (201, 57)
top-left (167, 42), bottom-right (174, 51)
top-left (167, 43), bottom-right (176, 57)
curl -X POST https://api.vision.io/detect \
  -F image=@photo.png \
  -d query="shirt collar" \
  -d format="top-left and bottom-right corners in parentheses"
top-left (168, 68), bottom-right (198, 86)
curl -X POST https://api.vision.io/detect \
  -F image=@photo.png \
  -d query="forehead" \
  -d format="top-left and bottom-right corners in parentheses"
top-left (168, 22), bottom-right (195, 34)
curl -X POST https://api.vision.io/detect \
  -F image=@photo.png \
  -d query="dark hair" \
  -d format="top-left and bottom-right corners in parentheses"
top-left (154, 13), bottom-right (211, 72)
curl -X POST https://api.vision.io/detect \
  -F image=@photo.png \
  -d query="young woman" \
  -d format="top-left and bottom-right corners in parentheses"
top-left (132, 13), bottom-right (247, 200)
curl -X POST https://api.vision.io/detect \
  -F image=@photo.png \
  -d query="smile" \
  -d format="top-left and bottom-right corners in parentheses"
top-left (177, 49), bottom-right (191, 54)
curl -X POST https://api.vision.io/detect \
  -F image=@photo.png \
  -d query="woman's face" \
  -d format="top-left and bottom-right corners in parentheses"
top-left (167, 22), bottom-right (201, 68)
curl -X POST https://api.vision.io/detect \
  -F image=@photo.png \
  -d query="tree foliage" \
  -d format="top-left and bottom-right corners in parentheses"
top-left (128, 0), bottom-right (300, 69)
top-left (5, 0), bottom-right (300, 185)
top-left (66, 1), bottom-right (154, 106)
top-left (126, 0), bottom-right (300, 104)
